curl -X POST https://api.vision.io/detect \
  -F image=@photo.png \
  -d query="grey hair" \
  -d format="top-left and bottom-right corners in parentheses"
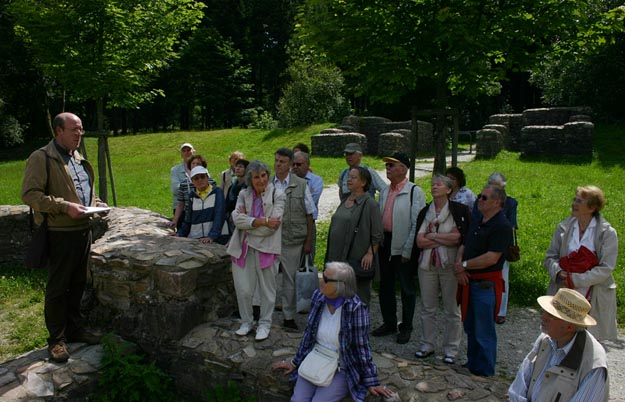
top-left (488, 172), bottom-right (507, 188)
top-left (432, 173), bottom-right (454, 191)
top-left (293, 151), bottom-right (310, 163)
top-left (325, 261), bottom-right (357, 298)
top-left (245, 160), bottom-right (271, 188)
top-left (484, 184), bottom-right (507, 206)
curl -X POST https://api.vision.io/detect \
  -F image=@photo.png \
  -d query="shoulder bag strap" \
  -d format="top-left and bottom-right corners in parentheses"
top-left (30, 149), bottom-right (50, 232)
top-left (346, 197), bottom-right (368, 258)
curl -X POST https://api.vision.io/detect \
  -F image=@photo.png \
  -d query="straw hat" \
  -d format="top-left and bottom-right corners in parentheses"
top-left (537, 288), bottom-right (597, 327)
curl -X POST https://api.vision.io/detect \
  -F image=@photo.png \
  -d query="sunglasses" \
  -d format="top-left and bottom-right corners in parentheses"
top-left (292, 162), bottom-right (303, 167)
top-left (385, 162), bottom-right (395, 167)
top-left (322, 272), bottom-right (340, 283)
top-left (477, 194), bottom-right (489, 201)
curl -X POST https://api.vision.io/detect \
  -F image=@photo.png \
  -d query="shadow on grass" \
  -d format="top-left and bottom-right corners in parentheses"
top-left (261, 126), bottom-right (310, 141)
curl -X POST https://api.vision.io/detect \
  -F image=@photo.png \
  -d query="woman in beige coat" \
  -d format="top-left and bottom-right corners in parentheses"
top-left (544, 185), bottom-right (618, 341)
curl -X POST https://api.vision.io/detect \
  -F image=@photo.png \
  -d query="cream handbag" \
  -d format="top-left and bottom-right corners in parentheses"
top-left (297, 343), bottom-right (339, 387)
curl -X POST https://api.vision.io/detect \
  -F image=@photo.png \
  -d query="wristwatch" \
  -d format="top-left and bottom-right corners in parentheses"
top-left (462, 261), bottom-right (468, 268)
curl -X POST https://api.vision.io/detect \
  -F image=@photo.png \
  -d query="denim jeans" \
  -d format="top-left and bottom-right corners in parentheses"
top-left (464, 280), bottom-right (497, 376)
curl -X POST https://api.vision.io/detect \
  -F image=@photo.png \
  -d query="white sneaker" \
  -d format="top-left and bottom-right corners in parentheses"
top-left (235, 323), bottom-right (253, 336)
top-left (255, 326), bottom-right (270, 341)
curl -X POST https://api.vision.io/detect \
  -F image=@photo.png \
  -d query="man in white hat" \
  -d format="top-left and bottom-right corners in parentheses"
top-left (508, 288), bottom-right (609, 402)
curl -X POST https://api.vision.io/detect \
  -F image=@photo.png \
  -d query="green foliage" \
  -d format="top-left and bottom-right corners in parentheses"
top-left (94, 336), bottom-right (178, 402)
top-left (0, 264), bottom-right (47, 362)
top-left (0, 113), bottom-right (25, 148)
top-left (530, 3), bottom-right (625, 120)
top-left (241, 108), bottom-right (278, 130)
top-left (204, 380), bottom-right (256, 402)
top-left (7, 0), bottom-right (205, 109)
top-left (277, 59), bottom-right (351, 128)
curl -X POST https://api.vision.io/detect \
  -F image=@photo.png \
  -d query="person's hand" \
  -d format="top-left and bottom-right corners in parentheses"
top-left (361, 252), bottom-right (373, 270)
top-left (368, 385), bottom-right (395, 398)
top-left (66, 202), bottom-right (87, 219)
top-left (95, 201), bottom-right (110, 216)
top-left (200, 237), bottom-right (214, 244)
top-left (168, 220), bottom-right (177, 228)
top-left (401, 256), bottom-right (410, 263)
top-left (267, 217), bottom-right (281, 230)
top-left (237, 205), bottom-right (247, 214)
top-left (455, 270), bottom-right (470, 286)
top-left (303, 238), bottom-right (313, 254)
top-left (272, 360), bottom-right (295, 375)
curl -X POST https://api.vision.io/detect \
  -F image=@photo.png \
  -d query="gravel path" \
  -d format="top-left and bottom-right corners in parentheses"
top-left (314, 152), bottom-right (625, 399)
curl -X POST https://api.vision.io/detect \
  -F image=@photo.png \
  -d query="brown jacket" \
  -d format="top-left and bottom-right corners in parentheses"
top-left (21, 139), bottom-right (98, 231)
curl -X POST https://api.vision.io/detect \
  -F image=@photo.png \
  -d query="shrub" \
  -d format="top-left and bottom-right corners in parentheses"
top-left (277, 60), bottom-right (351, 128)
top-left (0, 99), bottom-right (25, 148)
top-left (204, 380), bottom-right (257, 402)
top-left (93, 335), bottom-right (179, 402)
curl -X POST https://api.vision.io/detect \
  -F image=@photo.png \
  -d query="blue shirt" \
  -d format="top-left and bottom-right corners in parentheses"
top-left (304, 171), bottom-right (324, 219)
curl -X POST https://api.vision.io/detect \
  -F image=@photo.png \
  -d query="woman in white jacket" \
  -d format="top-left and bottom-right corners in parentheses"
top-left (227, 160), bottom-right (285, 342)
top-left (544, 185), bottom-right (618, 341)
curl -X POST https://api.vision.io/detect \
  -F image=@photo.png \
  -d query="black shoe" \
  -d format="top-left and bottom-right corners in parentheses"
top-left (371, 323), bottom-right (397, 337)
top-left (253, 305), bottom-right (260, 321)
top-left (396, 331), bottom-right (411, 344)
top-left (67, 330), bottom-right (102, 345)
top-left (48, 341), bottom-right (70, 363)
top-left (283, 319), bottom-right (298, 330)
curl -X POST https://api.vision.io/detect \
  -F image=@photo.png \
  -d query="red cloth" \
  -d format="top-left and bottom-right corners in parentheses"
top-left (457, 270), bottom-right (505, 321)
top-left (559, 245), bottom-right (599, 288)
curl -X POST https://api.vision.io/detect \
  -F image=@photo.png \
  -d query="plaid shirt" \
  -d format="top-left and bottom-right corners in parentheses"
top-left (291, 289), bottom-right (380, 401)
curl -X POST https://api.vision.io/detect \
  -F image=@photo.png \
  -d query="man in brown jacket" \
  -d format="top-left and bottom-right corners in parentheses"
top-left (21, 112), bottom-right (108, 363)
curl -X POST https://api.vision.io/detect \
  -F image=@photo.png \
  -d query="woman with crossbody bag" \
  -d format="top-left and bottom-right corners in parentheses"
top-left (272, 262), bottom-right (394, 401)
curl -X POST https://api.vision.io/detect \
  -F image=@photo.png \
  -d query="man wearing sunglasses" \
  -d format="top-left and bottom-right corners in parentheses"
top-left (453, 185), bottom-right (513, 377)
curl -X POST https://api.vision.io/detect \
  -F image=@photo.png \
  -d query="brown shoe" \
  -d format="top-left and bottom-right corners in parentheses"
top-left (48, 341), bottom-right (70, 363)
top-left (68, 330), bottom-right (102, 345)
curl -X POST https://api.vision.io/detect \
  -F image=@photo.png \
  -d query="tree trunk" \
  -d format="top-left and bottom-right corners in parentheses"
top-left (432, 84), bottom-right (449, 174)
top-left (96, 98), bottom-right (108, 203)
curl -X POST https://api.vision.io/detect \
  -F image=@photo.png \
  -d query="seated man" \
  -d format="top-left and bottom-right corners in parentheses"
top-left (508, 288), bottom-right (609, 402)
top-left (177, 166), bottom-right (227, 244)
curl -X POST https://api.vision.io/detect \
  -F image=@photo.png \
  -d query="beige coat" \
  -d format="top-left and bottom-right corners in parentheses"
top-left (544, 215), bottom-right (618, 341)
top-left (227, 183), bottom-right (285, 258)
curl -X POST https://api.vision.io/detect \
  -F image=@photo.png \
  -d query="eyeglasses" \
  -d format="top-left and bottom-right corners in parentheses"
top-left (191, 174), bottom-right (208, 181)
top-left (385, 162), bottom-right (395, 167)
top-left (344, 152), bottom-right (356, 156)
top-left (477, 194), bottom-right (489, 201)
top-left (292, 162), bottom-right (303, 167)
top-left (64, 127), bottom-right (85, 135)
top-left (322, 272), bottom-right (340, 283)
top-left (573, 197), bottom-right (587, 204)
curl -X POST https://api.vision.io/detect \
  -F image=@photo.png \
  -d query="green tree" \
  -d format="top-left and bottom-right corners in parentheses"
top-left (530, 2), bottom-right (625, 121)
top-left (277, 59), bottom-right (351, 127)
top-left (8, 0), bottom-right (205, 200)
top-left (297, 0), bottom-right (617, 171)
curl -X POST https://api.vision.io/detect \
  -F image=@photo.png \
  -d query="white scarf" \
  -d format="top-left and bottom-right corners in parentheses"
top-left (419, 201), bottom-right (457, 269)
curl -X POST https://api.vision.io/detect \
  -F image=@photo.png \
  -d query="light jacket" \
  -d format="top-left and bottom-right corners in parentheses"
top-left (544, 215), bottom-right (618, 341)
top-left (21, 140), bottom-right (98, 231)
top-left (227, 184), bottom-right (285, 257)
top-left (527, 331), bottom-right (608, 402)
top-left (378, 182), bottom-right (425, 258)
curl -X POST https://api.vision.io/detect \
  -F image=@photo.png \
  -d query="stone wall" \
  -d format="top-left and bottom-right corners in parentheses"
top-left (475, 128), bottom-right (504, 159)
top-left (312, 116), bottom-right (433, 157)
top-left (520, 121), bottom-right (594, 158)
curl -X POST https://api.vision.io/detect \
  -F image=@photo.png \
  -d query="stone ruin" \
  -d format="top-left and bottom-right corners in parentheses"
top-left (0, 205), bottom-right (513, 401)
top-left (476, 106), bottom-right (594, 158)
top-left (312, 116), bottom-right (434, 157)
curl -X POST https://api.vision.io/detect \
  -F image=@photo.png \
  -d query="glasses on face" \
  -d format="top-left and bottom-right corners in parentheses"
top-left (385, 162), bottom-right (395, 168)
top-left (64, 127), bottom-right (84, 135)
top-left (573, 197), bottom-right (587, 204)
top-left (322, 272), bottom-right (340, 283)
top-left (344, 152), bottom-right (355, 157)
top-left (292, 162), bottom-right (303, 167)
top-left (191, 174), bottom-right (208, 181)
top-left (477, 194), bottom-right (489, 201)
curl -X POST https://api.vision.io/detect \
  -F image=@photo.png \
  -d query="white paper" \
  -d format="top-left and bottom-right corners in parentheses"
top-left (83, 206), bottom-right (111, 215)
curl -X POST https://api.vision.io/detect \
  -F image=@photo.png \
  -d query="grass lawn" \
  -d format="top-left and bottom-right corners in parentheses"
top-left (1, 122), bottom-right (624, 362)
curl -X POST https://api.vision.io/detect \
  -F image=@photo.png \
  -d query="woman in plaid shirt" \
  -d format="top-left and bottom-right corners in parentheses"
top-left (273, 262), bottom-right (394, 401)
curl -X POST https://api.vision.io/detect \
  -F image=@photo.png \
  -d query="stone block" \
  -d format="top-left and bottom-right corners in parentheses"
top-left (311, 132), bottom-right (367, 157)
top-left (476, 128), bottom-right (504, 159)
top-left (155, 269), bottom-right (198, 298)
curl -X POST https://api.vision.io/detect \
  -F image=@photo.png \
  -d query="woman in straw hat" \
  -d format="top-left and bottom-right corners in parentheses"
top-left (508, 288), bottom-right (608, 402)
